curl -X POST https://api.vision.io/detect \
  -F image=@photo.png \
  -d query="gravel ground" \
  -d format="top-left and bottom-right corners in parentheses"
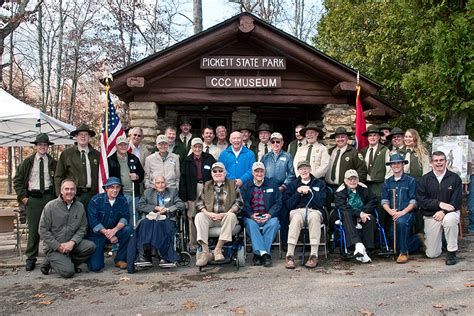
top-left (0, 234), bottom-right (472, 315)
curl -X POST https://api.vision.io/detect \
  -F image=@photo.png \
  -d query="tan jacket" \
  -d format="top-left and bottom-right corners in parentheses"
top-left (293, 142), bottom-right (330, 178)
top-left (144, 152), bottom-right (180, 189)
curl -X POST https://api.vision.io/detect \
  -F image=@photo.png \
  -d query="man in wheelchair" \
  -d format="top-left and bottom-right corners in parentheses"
top-left (241, 162), bottom-right (282, 267)
top-left (194, 162), bottom-right (244, 267)
top-left (130, 175), bottom-right (185, 269)
top-left (334, 169), bottom-right (377, 263)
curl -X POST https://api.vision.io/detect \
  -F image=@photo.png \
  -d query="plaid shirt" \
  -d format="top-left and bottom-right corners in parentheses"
top-left (211, 183), bottom-right (243, 213)
top-left (250, 186), bottom-right (266, 215)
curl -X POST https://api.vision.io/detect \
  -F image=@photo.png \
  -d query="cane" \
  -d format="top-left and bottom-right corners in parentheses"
top-left (129, 161), bottom-right (137, 228)
top-left (392, 188), bottom-right (397, 260)
top-left (301, 188), bottom-right (315, 265)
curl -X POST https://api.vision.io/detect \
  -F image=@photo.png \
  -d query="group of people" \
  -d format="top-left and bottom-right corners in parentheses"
top-left (13, 118), bottom-right (468, 278)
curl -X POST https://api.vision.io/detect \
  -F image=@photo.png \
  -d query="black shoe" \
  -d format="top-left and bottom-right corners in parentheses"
top-left (262, 254), bottom-right (272, 267)
top-left (135, 255), bottom-right (153, 268)
top-left (25, 260), bottom-right (36, 271)
top-left (252, 254), bottom-right (262, 266)
top-left (446, 251), bottom-right (458, 265)
top-left (40, 262), bottom-right (51, 275)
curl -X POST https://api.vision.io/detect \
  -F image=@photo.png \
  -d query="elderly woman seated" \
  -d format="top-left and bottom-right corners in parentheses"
top-left (334, 169), bottom-right (377, 263)
top-left (131, 175), bottom-right (185, 267)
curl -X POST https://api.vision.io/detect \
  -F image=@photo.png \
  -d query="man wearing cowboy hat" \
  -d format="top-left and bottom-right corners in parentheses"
top-left (293, 121), bottom-right (330, 179)
top-left (54, 123), bottom-right (100, 210)
top-left (326, 127), bottom-right (367, 188)
top-left (177, 118), bottom-right (193, 152)
top-left (378, 123), bottom-right (392, 147)
top-left (14, 133), bottom-right (57, 271)
top-left (381, 153), bottom-right (422, 264)
top-left (255, 123), bottom-right (273, 161)
top-left (86, 177), bottom-right (133, 271)
top-left (387, 127), bottom-right (405, 154)
top-left (239, 126), bottom-right (257, 160)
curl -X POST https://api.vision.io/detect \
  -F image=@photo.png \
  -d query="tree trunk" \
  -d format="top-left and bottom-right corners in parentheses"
top-left (37, 5), bottom-right (46, 111)
top-left (193, 0), bottom-right (203, 34)
top-left (54, 0), bottom-right (64, 119)
top-left (439, 109), bottom-right (467, 136)
top-left (8, 33), bottom-right (14, 92)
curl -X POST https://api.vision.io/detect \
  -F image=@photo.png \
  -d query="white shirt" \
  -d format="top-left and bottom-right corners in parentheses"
top-left (28, 153), bottom-right (52, 190)
top-left (257, 142), bottom-right (270, 161)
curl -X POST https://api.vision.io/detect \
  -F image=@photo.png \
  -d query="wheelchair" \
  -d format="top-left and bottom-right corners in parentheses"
top-left (329, 207), bottom-right (391, 260)
top-left (196, 219), bottom-right (246, 272)
top-left (128, 208), bottom-right (192, 273)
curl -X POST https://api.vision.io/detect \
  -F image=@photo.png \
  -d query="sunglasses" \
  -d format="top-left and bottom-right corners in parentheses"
top-left (212, 169), bottom-right (224, 173)
top-left (133, 134), bottom-right (142, 137)
top-left (271, 140), bottom-right (281, 144)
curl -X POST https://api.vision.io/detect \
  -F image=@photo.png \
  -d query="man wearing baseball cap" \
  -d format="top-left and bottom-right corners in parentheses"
top-left (381, 154), bottom-right (422, 264)
top-left (86, 177), bottom-right (133, 271)
top-left (14, 133), bottom-right (57, 271)
top-left (144, 134), bottom-right (180, 190)
top-left (54, 123), bottom-right (100, 210)
top-left (241, 162), bottom-right (282, 267)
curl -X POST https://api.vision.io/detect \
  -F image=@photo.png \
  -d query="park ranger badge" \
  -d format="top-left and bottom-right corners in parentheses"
top-left (345, 157), bottom-right (350, 162)
top-left (358, 153), bottom-right (364, 160)
top-left (93, 159), bottom-right (98, 165)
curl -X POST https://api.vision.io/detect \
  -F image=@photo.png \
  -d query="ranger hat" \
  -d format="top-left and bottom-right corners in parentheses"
top-left (297, 160), bottom-right (311, 169)
top-left (386, 127), bottom-right (404, 140)
top-left (30, 133), bottom-right (54, 145)
top-left (256, 123), bottom-right (272, 133)
top-left (238, 126), bottom-right (254, 134)
top-left (330, 126), bottom-right (353, 139)
top-left (103, 176), bottom-right (122, 189)
top-left (252, 161), bottom-right (265, 171)
top-left (362, 125), bottom-right (384, 137)
top-left (344, 169), bottom-right (359, 179)
top-left (378, 123), bottom-right (392, 132)
top-left (299, 121), bottom-right (324, 136)
top-left (70, 123), bottom-right (96, 137)
top-left (386, 153), bottom-right (409, 165)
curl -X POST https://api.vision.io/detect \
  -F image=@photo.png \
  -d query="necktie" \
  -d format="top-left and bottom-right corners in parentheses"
top-left (264, 144), bottom-right (268, 154)
top-left (406, 148), bottom-right (412, 154)
top-left (305, 144), bottom-right (313, 163)
top-left (81, 150), bottom-right (87, 185)
top-left (205, 146), bottom-right (210, 153)
top-left (331, 149), bottom-right (341, 182)
top-left (298, 142), bottom-right (302, 147)
top-left (183, 136), bottom-right (187, 147)
top-left (368, 148), bottom-right (374, 173)
top-left (39, 157), bottom-right (45, 192)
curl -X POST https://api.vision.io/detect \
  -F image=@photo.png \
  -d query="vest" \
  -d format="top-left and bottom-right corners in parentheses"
top-left (202, 178), bottom-right (237, 213)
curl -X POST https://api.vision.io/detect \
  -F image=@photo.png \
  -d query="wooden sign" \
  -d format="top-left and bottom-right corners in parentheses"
top-left (206, 76), bottom-right (281, 88)
top-left (201, 56), bottom-right (286, 70)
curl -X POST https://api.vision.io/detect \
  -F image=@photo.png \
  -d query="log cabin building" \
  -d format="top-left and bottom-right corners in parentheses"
top-left (109, 13), bottom-right (399, 148)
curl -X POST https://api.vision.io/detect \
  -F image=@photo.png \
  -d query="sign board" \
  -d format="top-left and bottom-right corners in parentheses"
top-left (206, 76), bottom-right (281, 89)
top-left (432, 135), bottom-right (470, 183)
top-left (201, 56), bottom-right (286, 70)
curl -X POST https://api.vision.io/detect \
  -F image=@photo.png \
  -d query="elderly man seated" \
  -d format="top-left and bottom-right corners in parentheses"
top-left (86, 177), bottom-right (133, 271)
top-left (194, 162), bottom-right (244, 267)
top-left (241, 162), bottom-right (281, 267)
top-left (334, 169), bottom-right (377, 263)
top-left (284, 160), bottom-right (326, 269)
top-left (131, 175), bottom-right (185, 268)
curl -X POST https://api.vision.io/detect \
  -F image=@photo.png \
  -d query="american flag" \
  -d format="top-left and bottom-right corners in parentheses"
top-left (98, 86), bottom-right (125, 192)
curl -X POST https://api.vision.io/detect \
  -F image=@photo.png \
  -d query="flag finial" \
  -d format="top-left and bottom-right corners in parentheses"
top-left (100, 73), bottom-right (114, 87)
top-left (357, 71), bottom-right (360, 86)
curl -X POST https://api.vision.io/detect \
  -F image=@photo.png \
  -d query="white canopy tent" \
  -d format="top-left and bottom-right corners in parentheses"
top-left (0, 88), bottom-right (76, 146)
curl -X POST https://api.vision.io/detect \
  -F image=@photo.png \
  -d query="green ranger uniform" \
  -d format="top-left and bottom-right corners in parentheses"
top-left (328, 146), bottom-right (368, 186)
top-left (54, 144), bottom-right (100, 210)
top-left (13, 134), bottom-right (57, 268)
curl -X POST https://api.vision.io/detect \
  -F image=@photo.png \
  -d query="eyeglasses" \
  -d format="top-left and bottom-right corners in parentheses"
top-left (271, 140), bottom-right (281, 144)
top-left (212, 169), bottom-right (224, 173)
top-left (132, 134), bottom-right (142, 138)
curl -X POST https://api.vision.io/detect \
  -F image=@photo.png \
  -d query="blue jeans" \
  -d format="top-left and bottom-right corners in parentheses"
top-left (87, 225), bottom-right (133, 271)
top-left (389, 212), bottom-right (420, 254)
top-left (244, 217), bottom-right (280, 255)
top-left (468, 175), bottom-right (474, 232)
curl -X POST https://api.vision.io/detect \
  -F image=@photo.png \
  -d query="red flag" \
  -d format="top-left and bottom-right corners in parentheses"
top-left (355, 85), bottom-right (368, 149)
top-left (98, 83), bottom-right (125, 192)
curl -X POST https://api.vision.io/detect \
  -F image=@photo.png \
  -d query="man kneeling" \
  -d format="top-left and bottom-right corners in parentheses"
top-left (194, 162), bottom-right (243, 267)
top-left (39, 179), bottom-right (96, 278)
top-left (241, 162), bottom-right (282, 267)
top-left (284, 161), bottom-right (326, 269)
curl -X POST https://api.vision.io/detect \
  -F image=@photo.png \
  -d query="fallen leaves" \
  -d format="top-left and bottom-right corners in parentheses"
top-left (33, 293), bottom-right (46, 298)
top-left (425, 285), bottom-right (433, 289)
top-left (359, 308), bottom-right (373, 315)
top-left (407, 270), bottom-right (419, 274)
top-left (90, 300), bottom-right (104, 305)
top-left (345, 271), bottom-right (354, 275)
top-left (352, 283), bottom-right (362, 287)
top-left (230, 306), bottom-right (246, 314)
top-left (119, 276), bottom-right (130, 282)
top-left (433, 304), bottom-right (445, 309)
top-left (182, 300), bottom-right (198, 310)
top-left (225, 287), bottom-right (238, 292)
top-left (38, 300), bottom-right (53, 305)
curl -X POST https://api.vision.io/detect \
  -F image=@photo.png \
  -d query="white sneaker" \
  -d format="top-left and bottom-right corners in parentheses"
top-left (354, 242), bottom-right (366, 258)
top-left (359, 253), bottom-right (372, 263)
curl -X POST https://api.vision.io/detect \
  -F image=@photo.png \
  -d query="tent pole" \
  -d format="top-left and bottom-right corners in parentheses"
top-left (7, 147), bottom-right (12, 194)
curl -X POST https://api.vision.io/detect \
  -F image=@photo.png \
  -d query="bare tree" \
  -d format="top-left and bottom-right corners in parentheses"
top-left (193, 0), bottom-right (202, 34)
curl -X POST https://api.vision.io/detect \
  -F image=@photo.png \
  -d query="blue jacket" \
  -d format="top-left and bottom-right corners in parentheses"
top-left (241, 178), bottom-right (282, 218)
top-left (218, 145), bottom-right (256, 183)
top-left (381, 173), bottom-right (417, 211)
top-left (87, 192), bottom-right (129, 236)
top-left (284, 175), bottom-right (326, 217)
top-left (261, 150), bottom-right (296, 189)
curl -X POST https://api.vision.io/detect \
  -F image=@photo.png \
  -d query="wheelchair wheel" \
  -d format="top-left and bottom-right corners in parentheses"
top-left (235, 257), bottom-right (240, 271)
top-left (237, 245), bottom-right (246, 267)
top-left (179, 251), bottom-right (192, 266)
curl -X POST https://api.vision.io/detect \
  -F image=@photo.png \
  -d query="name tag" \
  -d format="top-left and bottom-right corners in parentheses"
top-left (169, 160), bottom-right (176, 165)
top-left (279, 157), bottom-right (287, 161)
top-left (312, 186), bottom-right (320, 192)
top-left (204, 165), bottom-right (211, 170)
top-left (164, 197), bottom-right (171, 202)
top-left (265, 188), bottom-right (274, 193)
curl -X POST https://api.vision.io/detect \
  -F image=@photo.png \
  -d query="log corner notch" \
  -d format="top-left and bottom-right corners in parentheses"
top-left (127, 77), bottom-right (145, 88)
top-left (332, 81), bottom-right (357, 96)
top-left (239, 15), bottom-right (255, 33)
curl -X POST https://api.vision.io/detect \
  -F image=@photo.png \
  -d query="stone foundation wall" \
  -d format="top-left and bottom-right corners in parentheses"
top-left (322, 104), bottom-right (355, 146)
top-left (129, 102), bottom-right (158, 149)
top-left (232, 106), bottom-right (257, 131)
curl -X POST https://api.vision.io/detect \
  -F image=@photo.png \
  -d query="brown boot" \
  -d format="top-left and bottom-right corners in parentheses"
top-left (305, 255), bottom-right (318, 269)
top-left (396, 253), bottom-right (409, 264)
top-left (115, 261), bottom-right (127, 269)
top-left (285, 255), bottom-right (296, 269)
top-left (196, 251), bottom-right (211, 267)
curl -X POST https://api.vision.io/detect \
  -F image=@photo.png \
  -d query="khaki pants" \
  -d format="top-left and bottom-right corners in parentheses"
top-left (424, 211), bottom-right (460, 258)
top-left (195, 211), bottom-right (238, 244)
top-left (187, 183), bottom-right (203, 247)
top-left (287, 208), bottom-right (322, 249)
